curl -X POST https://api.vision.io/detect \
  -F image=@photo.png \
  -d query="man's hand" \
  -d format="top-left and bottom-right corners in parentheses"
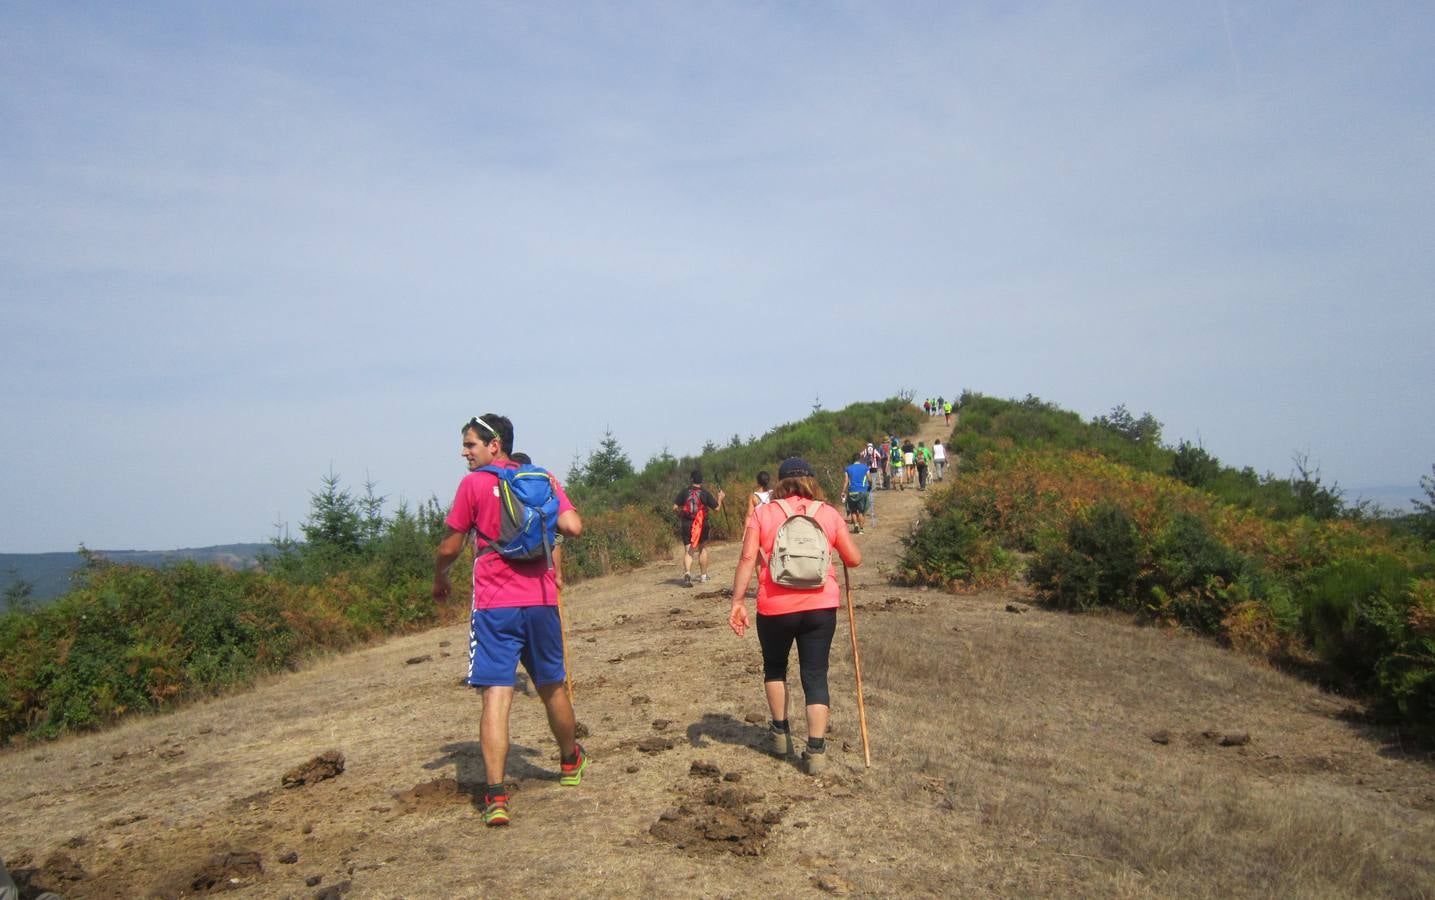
top-left (433, 528), bottom-right (466, 602)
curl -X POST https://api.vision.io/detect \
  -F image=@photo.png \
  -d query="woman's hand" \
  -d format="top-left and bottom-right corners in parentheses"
top-left (729, 599), bottom-right (750, 637)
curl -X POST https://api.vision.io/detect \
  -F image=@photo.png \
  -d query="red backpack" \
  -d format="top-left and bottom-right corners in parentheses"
top-left (681, 487), bottom-right (704, 517)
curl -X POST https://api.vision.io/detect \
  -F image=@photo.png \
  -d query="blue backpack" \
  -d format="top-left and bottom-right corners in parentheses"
top-left (474, 464), bottom-right (561, 566)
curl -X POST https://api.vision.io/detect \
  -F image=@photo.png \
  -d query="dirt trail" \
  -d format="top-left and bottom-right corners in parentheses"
top-left (6, 412), bottom-right (1434, 899)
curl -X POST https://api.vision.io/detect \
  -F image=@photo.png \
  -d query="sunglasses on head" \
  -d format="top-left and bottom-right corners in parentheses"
top-left (468, 416), bottom-right (499, 441)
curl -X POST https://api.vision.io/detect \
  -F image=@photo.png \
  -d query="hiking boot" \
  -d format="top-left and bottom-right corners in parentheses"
top-left (482, 792), bottom-right (511, 826)
top-left (802, 750), bottom-right (827, 776)
top-left (560, 742), bottom-right (589, 786)
top-left (683, 572), bottom-right (693, 587)
top-left (769, 725), bottom-right (793, 758)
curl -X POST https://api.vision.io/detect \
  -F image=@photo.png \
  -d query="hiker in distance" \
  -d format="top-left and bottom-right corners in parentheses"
top-left (889, 439), bottom-right (904, 490)
top-left (432, 414), bottom-right (588, 827)
top-left (842, 451), bottom-right (871, 534)
top-left (746, 470), bottom-right (773, 518)
top-left (728, 457), bottom-right (862, 775)
top-left (675, 470), bottom-right (725, 586)
top-left (862, 441), bottom-right (880, 526)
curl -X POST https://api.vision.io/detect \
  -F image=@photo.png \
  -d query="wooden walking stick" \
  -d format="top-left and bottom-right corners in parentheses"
top-left (843, 564), bottom-right (872, 767)
top-left (555, 580), bottom-right (574, 705)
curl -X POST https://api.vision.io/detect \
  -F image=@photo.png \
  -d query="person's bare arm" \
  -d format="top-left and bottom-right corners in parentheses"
top-left (557, 509), bottom-right (582, 538)
top-left (831, 517), bottom-right (862, 568)
top-left (728, 524), bottom-right (761, 636)
top-left (433, 528), bottom-right (467, 601)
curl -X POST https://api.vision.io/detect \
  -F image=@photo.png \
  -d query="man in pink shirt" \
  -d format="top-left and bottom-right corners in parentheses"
top-left (433, 413), bottom-right (586, 827)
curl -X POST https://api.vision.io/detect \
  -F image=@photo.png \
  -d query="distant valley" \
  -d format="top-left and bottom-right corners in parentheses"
top-left (1, 543), bottom-right (271, 604)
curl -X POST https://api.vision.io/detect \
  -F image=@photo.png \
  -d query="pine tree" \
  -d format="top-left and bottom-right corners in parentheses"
top-left (581, 429), bottom-right (635, 487)
top-left (302, 469), bottom-right (363, 556)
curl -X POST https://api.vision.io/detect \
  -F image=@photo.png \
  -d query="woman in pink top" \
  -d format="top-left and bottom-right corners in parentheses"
top-left (729, 457), bottom-right (861, 775)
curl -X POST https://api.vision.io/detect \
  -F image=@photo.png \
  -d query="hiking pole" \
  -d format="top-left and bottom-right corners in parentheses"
top-left (842, 564), bottom-right (872, 767)
top-left (555, 580), bottom-right (575, 705)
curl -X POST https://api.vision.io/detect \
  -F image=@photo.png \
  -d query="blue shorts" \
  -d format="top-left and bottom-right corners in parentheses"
top-left (468, 606), bottom-right (566, 688)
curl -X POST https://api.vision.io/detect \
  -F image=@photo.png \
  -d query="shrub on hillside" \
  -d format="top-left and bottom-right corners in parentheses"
top-left (560, 506), bottom-right (673, 580)
top-left (1171, 441), bottom-right (1221, 488)
top-left (896, 509), bottom-right (1015, 590)
top-left (1299, 554), bottom-right (1413, 688)
top-left (904, 395), bottom-right (1435, 740)
top-left (1029, 502), bottom-right (1145, 611)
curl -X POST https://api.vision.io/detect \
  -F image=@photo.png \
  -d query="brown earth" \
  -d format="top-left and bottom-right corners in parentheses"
top-left (4, 415), bottom-right (1434, 898)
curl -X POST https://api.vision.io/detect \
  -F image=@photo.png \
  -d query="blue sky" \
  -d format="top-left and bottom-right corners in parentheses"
top-left (2, 2), bottom-right (1431, 552)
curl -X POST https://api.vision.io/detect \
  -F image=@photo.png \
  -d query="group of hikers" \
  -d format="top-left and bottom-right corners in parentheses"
top-left (924, 396), bottom-right (954, 424)
top-left (431, 405), bottom-right (952, 826)
top-left (851, 435), bottom-right (948, 496)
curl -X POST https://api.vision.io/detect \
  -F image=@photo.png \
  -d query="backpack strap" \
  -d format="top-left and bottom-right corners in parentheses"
top-left (470, 464), bottom-right (513, 558)
top-left (773, 497), bottom-right (794, 518)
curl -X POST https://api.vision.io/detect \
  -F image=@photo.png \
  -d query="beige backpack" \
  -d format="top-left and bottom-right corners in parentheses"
top-left (766, 499), bottom-right (831, 588)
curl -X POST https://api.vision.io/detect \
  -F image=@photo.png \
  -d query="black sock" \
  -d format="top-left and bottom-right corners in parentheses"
top-left (486, 782), bottom-right (506, 799)
top-left (771, 719), bottom-right (789, 733)
top-left (807, 737), bottom-right (826, 753)
top-left (562, 747), bottom-right (579, 765)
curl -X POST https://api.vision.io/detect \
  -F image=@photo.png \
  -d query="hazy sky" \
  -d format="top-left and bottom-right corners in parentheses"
top-left (2, 3), bottom-right (1431, 552)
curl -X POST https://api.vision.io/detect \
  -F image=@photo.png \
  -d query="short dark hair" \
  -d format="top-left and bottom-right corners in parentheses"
top-left (511, 452), bottom-right (532, 465)
top-left (463, 413), bottom-right (514, 455)
top-left (690, 470), bottom-right (703, 484)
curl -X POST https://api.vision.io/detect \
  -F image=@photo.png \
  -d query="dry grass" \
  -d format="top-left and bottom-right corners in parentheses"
top-left (847, 595), bottom-right (1435, 898)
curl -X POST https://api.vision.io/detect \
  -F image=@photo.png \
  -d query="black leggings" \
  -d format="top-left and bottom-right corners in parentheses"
top-left (756, 608), bottom-right (837, 707)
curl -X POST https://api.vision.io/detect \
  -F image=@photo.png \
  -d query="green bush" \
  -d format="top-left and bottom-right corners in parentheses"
top-left (897, 509), bottom-right (1015, 589)
top-left (1300, 555), bottom-right (1413, 688)
top-left (1171, 441), bottom-right (1221, 488)
top-left (1030, 502), bottom-right (1145, 611)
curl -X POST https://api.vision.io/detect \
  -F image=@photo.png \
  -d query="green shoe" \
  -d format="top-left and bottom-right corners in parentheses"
top-left (482, 792), bottom-right (510, 826)
top-left (560, 742), bottom-right (589, 786)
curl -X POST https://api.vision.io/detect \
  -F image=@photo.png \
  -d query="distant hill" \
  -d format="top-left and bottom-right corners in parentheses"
top-left (1, 543), bottom-right (272, 605)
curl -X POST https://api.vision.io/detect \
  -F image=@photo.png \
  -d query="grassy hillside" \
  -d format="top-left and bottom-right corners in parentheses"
top-left (902, 393), bottom-right (1435, 740)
